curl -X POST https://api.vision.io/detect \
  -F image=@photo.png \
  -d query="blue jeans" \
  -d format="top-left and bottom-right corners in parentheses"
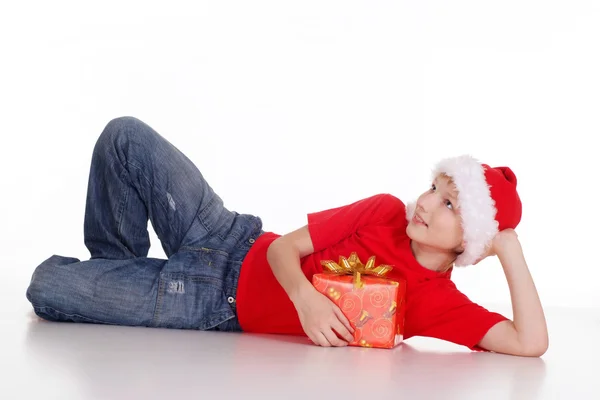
top-left (26, 116), bottom-right (264, 331)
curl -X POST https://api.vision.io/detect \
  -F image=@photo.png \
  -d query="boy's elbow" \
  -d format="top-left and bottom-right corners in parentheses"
top-left (272, 225), bottom-right (315, 259)
top-left (479, 320), bottom-right (548, 357)
top-left (520, 337), bottom-right (549, 357)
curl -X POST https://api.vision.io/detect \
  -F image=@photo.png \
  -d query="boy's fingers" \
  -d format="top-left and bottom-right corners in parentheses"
top-left (312, 332), bottom-right (330, 347)
top-left (323, 328), bottom-right (347, 347)
top-left (331, 319), bottom-right (355, 343)
top-left (333, 306), bottom-right (355, 334)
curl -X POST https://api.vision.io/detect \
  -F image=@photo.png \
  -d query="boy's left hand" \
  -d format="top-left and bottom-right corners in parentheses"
top-left (473, 228), bottom-right (519, 265)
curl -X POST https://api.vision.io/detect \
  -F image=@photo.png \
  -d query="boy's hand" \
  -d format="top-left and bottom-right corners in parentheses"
top-left (473, 228), bottom-right (520, 265)
top-left (492, 228), bottom-right (519, 253)
top-left (292, 286), bottom-right (355, 347)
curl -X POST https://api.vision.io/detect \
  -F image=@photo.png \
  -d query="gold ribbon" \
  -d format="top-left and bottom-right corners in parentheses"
top-left (320, 252), bottom-right (393, 289)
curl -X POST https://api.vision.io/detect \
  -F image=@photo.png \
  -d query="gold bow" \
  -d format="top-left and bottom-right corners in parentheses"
top-left (320, 252), bottom-right (393, 289)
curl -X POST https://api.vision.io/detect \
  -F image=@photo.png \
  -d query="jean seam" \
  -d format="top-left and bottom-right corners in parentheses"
top-left (204, 311), bottom-right (235, 330)
top-left (33, 305), bottom-right (117, 325)
top-left (116, 168), bottom-right (132, 255)
top-left (179, 246), bottom-right (229, 257)
top-left (197, 195), bottom-right (217, 234)
top-left (164, 274), bottom-right (223, 286)
top-left (152, 276), bottom-right (165, 326)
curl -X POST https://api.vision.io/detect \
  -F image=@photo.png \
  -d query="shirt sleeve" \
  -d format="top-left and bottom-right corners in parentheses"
top-left (307, 193), bottom-right (405, 253)
top-left (405, 279), bottom-right (510, 351)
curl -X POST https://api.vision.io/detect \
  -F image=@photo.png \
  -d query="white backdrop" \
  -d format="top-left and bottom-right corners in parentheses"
top-left (1, 1), bottom-right (598, 313)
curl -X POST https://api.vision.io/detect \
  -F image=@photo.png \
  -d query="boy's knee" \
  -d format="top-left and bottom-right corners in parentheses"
top-left (98, 116), bottom-right (138, 146)
top-left (26, 271), bottom-right (48, 308)
top-left (105, 116), bottom-right (141, 132)
top-left (96, 116), bottom-right (155, 156)
top-left (26, 257), bottom-right (55, 307)
top-left (26, 255), bottom-right (80, 308)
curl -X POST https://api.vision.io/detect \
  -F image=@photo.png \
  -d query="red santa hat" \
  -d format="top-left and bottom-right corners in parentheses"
top-left (407, 155), bottom-right (523, 267)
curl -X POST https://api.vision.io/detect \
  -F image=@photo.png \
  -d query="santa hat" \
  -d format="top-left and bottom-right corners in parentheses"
top-left (406, 155), bottom-right (522, 267)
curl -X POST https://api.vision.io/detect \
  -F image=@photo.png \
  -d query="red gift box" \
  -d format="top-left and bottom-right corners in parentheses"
top-left (312, 252), bottom-right (407, 349)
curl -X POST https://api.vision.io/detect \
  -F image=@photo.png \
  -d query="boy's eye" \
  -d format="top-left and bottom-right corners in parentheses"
top-left (431, 183), bottom-right (454, 210)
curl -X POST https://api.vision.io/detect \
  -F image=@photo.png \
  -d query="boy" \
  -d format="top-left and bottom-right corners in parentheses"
top-left (26, 116), bottom-right (548, 357)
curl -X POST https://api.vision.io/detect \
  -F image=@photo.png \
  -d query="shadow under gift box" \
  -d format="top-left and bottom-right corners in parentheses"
top-left (312, 264), bottom-right (407, 349)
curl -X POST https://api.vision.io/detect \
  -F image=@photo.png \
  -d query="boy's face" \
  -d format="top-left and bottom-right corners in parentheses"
top-left (406, 174), bottom-right (464, 252)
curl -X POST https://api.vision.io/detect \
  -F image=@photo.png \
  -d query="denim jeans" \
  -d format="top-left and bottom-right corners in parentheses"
top-left (26, 116), bottom-right (264, 332)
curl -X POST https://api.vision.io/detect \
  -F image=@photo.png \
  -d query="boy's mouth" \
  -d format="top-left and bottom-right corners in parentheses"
top-left (413, 213), bottom-right (428, 227)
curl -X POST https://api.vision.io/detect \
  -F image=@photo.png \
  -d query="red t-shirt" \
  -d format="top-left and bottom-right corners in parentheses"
top-left (235, 193), bottom-right (508, 351)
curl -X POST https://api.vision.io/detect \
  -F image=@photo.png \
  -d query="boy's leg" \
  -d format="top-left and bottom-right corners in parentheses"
top-left (84, 116), bottom-right (233, 259)
top-left (25, 251), bottom-right (240, 330)
top-left (30, 116), bottom-right (263, 330)
top-left (26, 255), bottom-right (165, 327)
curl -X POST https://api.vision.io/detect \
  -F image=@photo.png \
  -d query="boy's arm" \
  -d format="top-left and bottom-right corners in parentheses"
top-left (477, 230), bottom-right (549, 357)
top-left (267, 226), bottom-right (355, 347)
top-left (266, 225), bottom-right (316, 302)
top-left (265, 194), bottom-right (402, 347)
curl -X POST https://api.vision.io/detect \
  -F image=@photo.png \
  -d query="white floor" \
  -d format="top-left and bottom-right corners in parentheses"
top-left (4, 281), bottom-right (600, 400)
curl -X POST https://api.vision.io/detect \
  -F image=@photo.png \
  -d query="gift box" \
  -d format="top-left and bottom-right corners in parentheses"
top-left (312, 252), bottom-right (406, 349)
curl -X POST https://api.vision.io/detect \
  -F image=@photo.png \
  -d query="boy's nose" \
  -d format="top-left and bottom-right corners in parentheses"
top-left (418, 193), bottom-right (439, 212)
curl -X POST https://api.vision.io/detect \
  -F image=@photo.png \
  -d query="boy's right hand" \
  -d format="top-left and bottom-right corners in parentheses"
top-left (292, 285), bottom-right (356, 347)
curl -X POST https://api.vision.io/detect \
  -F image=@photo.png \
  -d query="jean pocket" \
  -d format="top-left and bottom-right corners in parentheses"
top-left (152, 248), bottom-right (236, 330)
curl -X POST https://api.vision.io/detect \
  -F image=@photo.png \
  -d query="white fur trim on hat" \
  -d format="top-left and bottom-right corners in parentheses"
top-left (406, 155), bottom-right (499, 267)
